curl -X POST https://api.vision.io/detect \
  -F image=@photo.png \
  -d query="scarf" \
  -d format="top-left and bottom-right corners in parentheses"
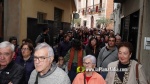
top-left (68, 48), bottom-right (83, 71)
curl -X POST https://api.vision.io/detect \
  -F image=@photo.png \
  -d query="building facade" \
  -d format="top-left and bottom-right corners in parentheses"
top-left (0, 0), bottom-right (76, 45)
top-left (114, 0), bottom-right (150, 81)
top-left (75, 0), bottom-right (114, 29)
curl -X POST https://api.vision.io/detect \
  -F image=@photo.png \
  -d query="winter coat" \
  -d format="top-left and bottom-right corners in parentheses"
top-left (35, 33), bottom-right (50, 45)
top-left (15, 55), bottom-right (35, 84)
top-left (105, 60), bottom-right (148, 84)
top-left (72, 72), bottom-right (106, 84)
top-left (0, 61), bottom-right (24, 84)
top-left (85, 45), bottom-right (100, 59)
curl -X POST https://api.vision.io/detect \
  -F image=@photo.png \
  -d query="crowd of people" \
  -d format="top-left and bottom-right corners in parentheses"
top-left (0, 27), bottom-right (148, 84)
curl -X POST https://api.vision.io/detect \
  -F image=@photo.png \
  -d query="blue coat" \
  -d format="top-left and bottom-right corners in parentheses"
top-left (15, 55), bottom-right (35, 84)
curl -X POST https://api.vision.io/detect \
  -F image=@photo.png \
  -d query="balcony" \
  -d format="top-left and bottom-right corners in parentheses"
top-left (114, 0), bottom-right (126, 3)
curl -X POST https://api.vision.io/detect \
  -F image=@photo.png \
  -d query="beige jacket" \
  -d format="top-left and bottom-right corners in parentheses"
top-left (105, 60), bottom-right (148, 84)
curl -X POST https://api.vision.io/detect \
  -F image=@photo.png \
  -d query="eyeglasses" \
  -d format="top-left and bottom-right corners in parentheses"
top-left (21, 48), bottom-right (29, 51)
top-left (0, 52), bottom-right (11, 57)
top-left (34, 56), bottom-right (50, 62)
top-left (83, 62), bottom-right (93, 65)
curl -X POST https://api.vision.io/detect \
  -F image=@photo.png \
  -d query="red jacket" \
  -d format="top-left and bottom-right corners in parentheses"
top-left (72, 72), bottom-right (106, 84)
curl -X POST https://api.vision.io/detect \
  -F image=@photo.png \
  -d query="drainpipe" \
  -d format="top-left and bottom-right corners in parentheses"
top-left (85, 0), bottom-right (88, 15)
top-left (138, 0), bottom-right (145, 63)
top-left (93, 0), bottom-right (94, 12)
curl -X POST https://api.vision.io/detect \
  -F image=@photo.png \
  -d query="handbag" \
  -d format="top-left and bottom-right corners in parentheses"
top-left (136, 63), bottom-right (140, 84)
top-left (136, 63), bottom-right (149, 84)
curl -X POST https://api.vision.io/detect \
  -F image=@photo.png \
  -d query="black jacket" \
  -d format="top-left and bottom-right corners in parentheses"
top-left (85, 45), bottom-right (100, 59)
top-left (57, 41), bottom-right (71, 57)
top-left (35, 33), bottom-right (50, 45)
top-left (0, 61), bottom-right (24, 84)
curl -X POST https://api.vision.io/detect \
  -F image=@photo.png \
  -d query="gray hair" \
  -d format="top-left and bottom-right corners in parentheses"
top-left (0, 41), bottom-right (15, 52)
top-left (83, 55), bottom-right (96, 64)
top-left (115, 35), bottom-right (121, 40)
top-left (35, 42), bottom-right (54, 57)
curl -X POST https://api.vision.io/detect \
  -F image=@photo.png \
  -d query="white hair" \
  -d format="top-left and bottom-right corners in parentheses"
top-left (35, 42), bottom-right (54, 57)
top-left (83, 55), bottom-right (96, 64)
top-left (0, 41), bottom-right (15, 52)
top-left (115, 35), bottom-right (121, 40)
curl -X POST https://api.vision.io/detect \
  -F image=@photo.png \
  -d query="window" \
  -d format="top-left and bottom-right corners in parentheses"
top-left (37, 12), bottom-right (47, 24)
top-left (83, 20), bottom-right (87, 26)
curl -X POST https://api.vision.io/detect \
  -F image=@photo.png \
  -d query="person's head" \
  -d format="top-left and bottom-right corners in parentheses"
top-left (101, 29), bottom-right (105, 35)
top-left (71, 39), bottom-right (82, 50)
top-left (104, 35), bottom-right (109, 43)
top-left (115, 35), bottom-right (122, 46)
top-left (93, 28), bottom-right (98, 34)
top-left (109, 30), bottom-right (114, 36)
top-left (58, 56), bottom-right (64, 65)
top-left (63, 34), bottom-right (70, 42)
top-left (96, 34), bottom-right (101, 41)
top-left (21, 43), bottom-right (34, 59)
top-left (22, 39), bottom-right (26, 45)
top-left (9, 36), bottom-right (18, 46)
top-left (79, 31), bottom-right (83, 36)
top-left (67, 31), bottom-right (73, 38)
top-left (34, 42), bottom-right (54, 74)
top-left (0, 41), bottom-right (15, 69)
top-left (88, 37), bottom-right (98, 48)
top-left (22, 38), bottom-right (33, 45)
top-left (43, 27), bottom-right (49, 33)
top-left (83, 55), bottom-right (96, 70)
top-left (118, 42), bottom-right (133, 64)
top-left (59, 29), bottom-right (63, 35)
top-left (108, 35), bottom-right (116, 48)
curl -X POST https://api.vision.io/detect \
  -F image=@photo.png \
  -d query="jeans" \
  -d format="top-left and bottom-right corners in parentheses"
top-left (100, 71), bottom-right (108, 79)
top-left (68, 63), bottom-right (77, 83)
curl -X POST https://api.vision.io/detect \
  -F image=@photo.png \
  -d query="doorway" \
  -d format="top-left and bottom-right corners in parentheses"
top-left (91, 16), bottom-right (94, 28)
top-left (121, 10), bottom-right (140, 59)
top-left (0, 0), bottom-right (3, 42)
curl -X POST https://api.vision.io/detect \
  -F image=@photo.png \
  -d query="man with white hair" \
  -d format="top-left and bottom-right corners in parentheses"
top-left (73, 55), bottom-right (106, 84)
top-left (115, 35), bottom-right (122, 47)
top-left (28, 42), bottom-right (70, 84)
top-left (0, 41), bottom-right (24, 84)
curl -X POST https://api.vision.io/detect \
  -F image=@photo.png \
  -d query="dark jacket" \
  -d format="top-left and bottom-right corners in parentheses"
top-left (0, 61), bottom-right (24, 84)
top-left (15, 55), bottom-right (35, 84)
top-left (35, 33), bottom-right (50, 45)
top-left (85, 45), bottom-right (100, 59)
top-left (58, 41), bottom-right (71, 57)
top-left (55, 34), bottom-right (64, 44)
